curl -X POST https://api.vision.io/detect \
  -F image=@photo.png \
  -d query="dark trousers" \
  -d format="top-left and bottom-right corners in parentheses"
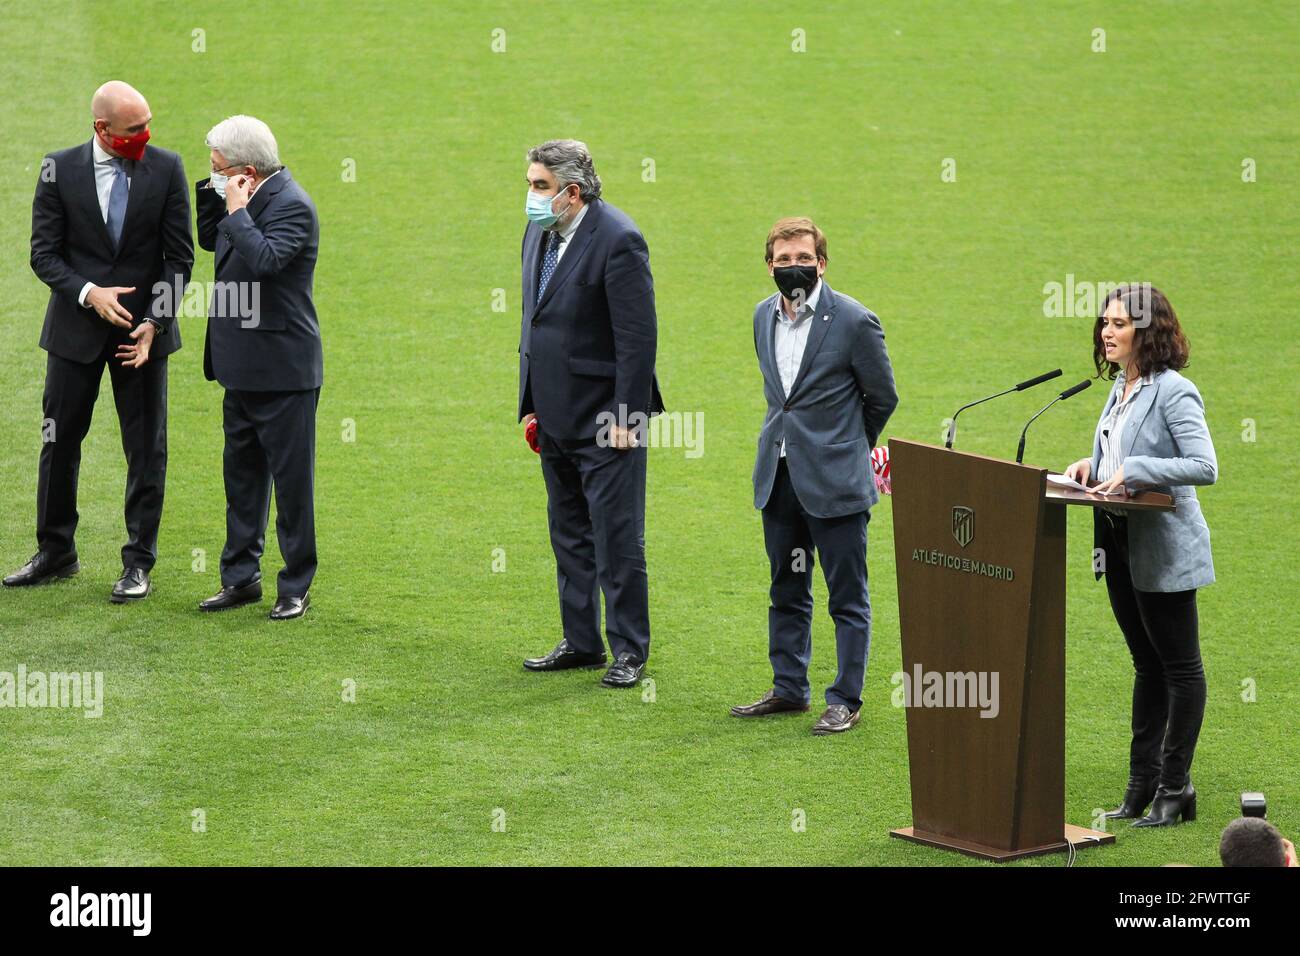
top-left (37, 342), bottom-right (168, 570)
top-left (1101, 513), bottom-right (1205, 789)
top-left (220, 388), bottom-right (319, 598)
top-left (537, 429), bottom-right (650, 662)
top-left (761, 458), bottom-right (871, 710)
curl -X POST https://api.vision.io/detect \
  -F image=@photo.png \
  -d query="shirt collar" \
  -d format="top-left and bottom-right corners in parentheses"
top-left (556, 201), bottom-right (589, 242)
top-left (1115, 368), bottom-right (1154, 390)
top-left (251, 168), bottom-right (282, 195)
top-left (91, 136), bottom-right (116, 165)
top-left (1112, 370), bottom-right (1154, 411)
top-left (774, 278), bottom-right (823, 324)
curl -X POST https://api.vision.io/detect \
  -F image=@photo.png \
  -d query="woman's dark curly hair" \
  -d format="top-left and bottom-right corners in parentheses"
top-left (1093, 283), bottom-right (1190, 380)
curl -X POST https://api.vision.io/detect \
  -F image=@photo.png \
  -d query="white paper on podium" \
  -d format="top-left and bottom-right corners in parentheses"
top-left (1046, 473), bottom-right (1125, 496)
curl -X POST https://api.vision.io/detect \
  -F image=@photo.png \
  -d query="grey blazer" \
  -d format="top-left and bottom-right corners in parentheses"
top-left (1089, 368), bottom-right (1217, 592)
top-left (752, 281), bottom-right (898, 518)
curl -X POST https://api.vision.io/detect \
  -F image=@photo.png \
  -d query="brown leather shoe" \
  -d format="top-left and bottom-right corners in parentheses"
top-left (730, 688), bottom-right (810, 717)
top-left (811, 704), bottom-right (860, 735)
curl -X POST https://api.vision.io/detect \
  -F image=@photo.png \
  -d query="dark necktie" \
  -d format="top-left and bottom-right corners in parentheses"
top-left (105, 158), bottom-right (128, 248)
top-left (536, 230), bottom-right (560, 303)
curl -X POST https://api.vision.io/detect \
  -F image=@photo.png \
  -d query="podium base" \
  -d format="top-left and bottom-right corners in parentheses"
top-left (889, 823), bottom-right (1114, 862)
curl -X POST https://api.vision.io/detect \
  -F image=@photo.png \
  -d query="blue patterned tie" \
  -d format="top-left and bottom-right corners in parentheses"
top-left (536, 230), bottom-right (560, 303)
top-left (105, 158), bottom-right (128, 248)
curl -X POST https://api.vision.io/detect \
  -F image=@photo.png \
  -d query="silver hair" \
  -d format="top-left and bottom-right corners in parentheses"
top-left (526, 139), bottom-right (602, 200)
top-left (205, 115), bottom-right (281, 176)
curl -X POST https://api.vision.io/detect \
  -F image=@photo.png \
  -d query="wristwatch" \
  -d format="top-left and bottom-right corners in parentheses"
top-left (144, 318), bottom-right (166, 335)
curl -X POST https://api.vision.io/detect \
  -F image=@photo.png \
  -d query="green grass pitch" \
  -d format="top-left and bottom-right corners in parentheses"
top-left (0, 0), bottom-right (1296, 866)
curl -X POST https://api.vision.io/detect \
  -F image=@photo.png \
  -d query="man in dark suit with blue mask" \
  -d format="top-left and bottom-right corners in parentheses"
top-left (517, 140), bottom-right (664, 688)
top-left (193, 115), bottom-right (322, 621)
top-left (731, 218), bottom-right (898, 734)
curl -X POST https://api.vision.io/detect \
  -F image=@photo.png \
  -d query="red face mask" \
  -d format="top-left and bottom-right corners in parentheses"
top-left (97, 125), bottom-right (150, 162)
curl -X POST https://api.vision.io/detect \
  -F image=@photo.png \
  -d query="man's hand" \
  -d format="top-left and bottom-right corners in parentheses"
top-left (523, 413), bottom-right (541, 454)
top-left (1093, 465), bottom-right (1128, 496)
top-left (610, 424), bottom-right (639, 451)
top-left (86, 285), bottom-right (135, 329)
top-left (115, 321), bottom-right (155, 369)
top-left (1064, 458), bottom-right (1091, 485)
top-left (225, 174), bottom-right (254, 214)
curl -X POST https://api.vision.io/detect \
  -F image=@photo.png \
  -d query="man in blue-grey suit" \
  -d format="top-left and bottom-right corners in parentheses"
top-left (731, 217), bottom-right (897, 734)
top-left (193, 115), bottom-right (322, 621)
top-left (518, 140), bottom-right (664, 689)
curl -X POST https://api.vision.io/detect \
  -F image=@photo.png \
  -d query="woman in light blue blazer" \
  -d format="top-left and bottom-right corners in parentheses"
top-left (1064, 284), bottom-right (1217, 828)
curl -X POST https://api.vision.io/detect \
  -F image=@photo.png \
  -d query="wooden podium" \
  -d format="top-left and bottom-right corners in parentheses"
top-left (886, 438), bottom-right (1173, 861)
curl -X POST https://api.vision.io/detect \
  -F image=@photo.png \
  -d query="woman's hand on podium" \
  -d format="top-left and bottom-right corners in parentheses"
top-left (1094, 465), bottom-right (1128, 496)
top-left (1064, 459), bottom-right (1091, 485)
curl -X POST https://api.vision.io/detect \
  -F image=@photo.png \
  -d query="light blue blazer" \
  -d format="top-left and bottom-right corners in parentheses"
top-left (1090, 368), bottom-right (1217, 592)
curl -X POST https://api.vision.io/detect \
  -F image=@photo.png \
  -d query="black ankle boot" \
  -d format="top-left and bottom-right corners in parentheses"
top-left (1133, 780), bottom-right (1196, 827)
top-left (1102, 775), bottom-right (1159, 820)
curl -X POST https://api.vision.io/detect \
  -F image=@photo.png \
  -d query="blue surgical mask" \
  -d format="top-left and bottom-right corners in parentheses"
top-left (210, 171), bottom-right (229, 199)
top-left (525, 186), bottom-right (572, 228)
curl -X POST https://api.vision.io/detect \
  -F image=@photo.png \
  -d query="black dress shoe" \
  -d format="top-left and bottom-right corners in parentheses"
top-left (812, 704), bottom-right (860, 735)
top-left (3, 551), bottom-right (79, 587)
top-left (523, 639), bottom-right (606, 672)
top-left (1102, 775), bottom-right (1160, 820)
top-left (270, 592), bottom-right (310, 621)
top-left (600, 653), bottom-right (645, 688)
top-left (110, 568), bottom-right (151, 603)
top-left (198, 577), bottom-right (263, 612)
top-left (730, 688), bottom-right (811, 717)
top-left (1133, 780), bottom-right (1197, 828)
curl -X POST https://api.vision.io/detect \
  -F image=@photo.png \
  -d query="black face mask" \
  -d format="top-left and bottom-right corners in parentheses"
top-left (772, 265), bottom-right (819, 304)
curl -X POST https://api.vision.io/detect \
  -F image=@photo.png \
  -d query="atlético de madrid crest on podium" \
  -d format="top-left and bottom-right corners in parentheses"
top-left (952, 506), bottom-right (974, 548)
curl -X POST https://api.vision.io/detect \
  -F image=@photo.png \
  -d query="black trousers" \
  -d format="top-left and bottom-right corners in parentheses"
top-left (1101, 513), bottom-right (1205, 789)
top-left (761, 457), bottom-right (871, 710)
top-left (220, 388), bottom-right (319, 598)
top-left (37, 341), bottom-right (168, 570)
top-left (537, 429), bottom-right (650, 662)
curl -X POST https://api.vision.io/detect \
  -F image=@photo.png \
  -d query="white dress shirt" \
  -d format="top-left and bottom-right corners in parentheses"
top-left (551, 200), bottom-right (589, 263)
top-left (772, 279), bottom-right (823, 458)
top-left (78, 137), bottom-right (133, 307)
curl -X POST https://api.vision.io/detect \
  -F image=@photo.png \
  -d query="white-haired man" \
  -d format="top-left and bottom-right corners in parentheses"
top-left (194, 115), bottom-right (323, 620)
top-left (6, 81), bottom-right (192, 602)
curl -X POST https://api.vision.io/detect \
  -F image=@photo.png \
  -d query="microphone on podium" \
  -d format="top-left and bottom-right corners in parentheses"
top-left (1015, 379), bottom-right (1092, 464)
top-left (944, 368), bottom-right (1062, 450)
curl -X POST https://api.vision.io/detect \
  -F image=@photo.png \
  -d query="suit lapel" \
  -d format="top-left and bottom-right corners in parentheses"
top-left (785, 280), bottom-right (835, 400)
top-left (759, 295), bottom-right (783, 393)
top-left (534, 199), bottom-right (600, 314)
top-left (77, 141), bottom-right (116, 254)
top-left (247, 168), bottom-right (290, 222)
top-left (522, 225), bottom-right (544, 321)
top-left (115, 150), bottom-right (153, 259)
top-left (1119, 371), bottom-right (1161, 461)
top-left (216, 231), bottom-right (234, 272)
top-left (216, 169), bottom-right (291, 271)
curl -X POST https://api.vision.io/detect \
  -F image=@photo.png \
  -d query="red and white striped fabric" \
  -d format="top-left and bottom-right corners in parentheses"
top-left (871, 445), bottom-right (891, 495)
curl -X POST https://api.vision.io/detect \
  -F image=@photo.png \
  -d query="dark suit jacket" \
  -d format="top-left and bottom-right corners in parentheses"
top-left (30, 140), bottom-right (193, 363)
top-left (752, 282), bottom-right (898, 518)
top-left (196, 169), bottom-right (323, 392)
top-left (517, 198), bottom-right (664, 439)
